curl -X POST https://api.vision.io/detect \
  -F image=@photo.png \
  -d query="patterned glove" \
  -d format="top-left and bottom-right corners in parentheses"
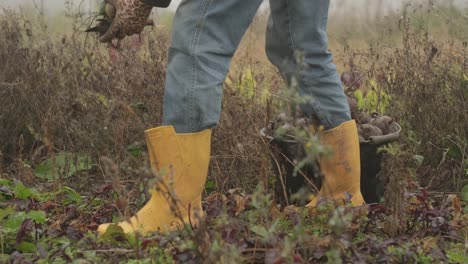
top-left (87, 0), bottom-right (171, 43)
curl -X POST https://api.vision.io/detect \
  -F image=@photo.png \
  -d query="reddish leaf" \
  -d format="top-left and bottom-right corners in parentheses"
top-left (15, 218), bottom-right (33, 246)
top-left (65, 226), bottom-right (84, 241)
top-left (96, 184), bottom-right (113, 194)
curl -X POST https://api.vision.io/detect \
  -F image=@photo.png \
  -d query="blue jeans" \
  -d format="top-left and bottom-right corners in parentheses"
top-left (162, 0), bottom-right (351, 133)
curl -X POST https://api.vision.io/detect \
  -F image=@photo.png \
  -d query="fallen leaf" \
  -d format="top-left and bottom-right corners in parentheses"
top-left (422, 236), bottom-right (439, 253)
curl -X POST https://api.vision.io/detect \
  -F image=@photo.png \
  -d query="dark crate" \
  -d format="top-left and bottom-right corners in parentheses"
top-left (261, 122), bottom-right (401, 206)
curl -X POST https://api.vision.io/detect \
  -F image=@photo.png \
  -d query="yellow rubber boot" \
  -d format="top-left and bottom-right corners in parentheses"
top-left (97, 126), bottom-right (211, 236)
top-left (307, 120), bottom-right (365, 207)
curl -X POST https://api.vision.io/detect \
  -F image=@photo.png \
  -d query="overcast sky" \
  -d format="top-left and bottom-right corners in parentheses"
top-left (1, 0), bottom-right (466, 15)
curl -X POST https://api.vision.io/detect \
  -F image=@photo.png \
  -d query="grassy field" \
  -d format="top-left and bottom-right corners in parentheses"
top-left (0, 1), bottom-right (467, 263)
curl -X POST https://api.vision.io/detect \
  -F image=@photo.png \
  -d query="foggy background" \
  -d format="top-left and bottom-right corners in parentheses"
top-left (1, 0), bottom-right (467, 15)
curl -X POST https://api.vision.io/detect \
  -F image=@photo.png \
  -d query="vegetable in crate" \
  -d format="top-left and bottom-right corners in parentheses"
top-left (369, 115), bottom-right (394, 135)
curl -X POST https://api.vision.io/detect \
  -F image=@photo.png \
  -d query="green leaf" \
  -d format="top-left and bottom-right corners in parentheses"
top-left (82, 90), bottom-right (109, 108)
top-left (99, 224), bottom-right (125, 242)
top-left (461, 185), bottom-right (468, 202)
top-left (250, 225), bottom-right (269, 239)
top-left (448, 251), bottom-right (468, 264)
top-left (34, 153), bottom-right (93, 181)
top-left (354, 90), bottom-right (365, 110)
top-left (447, 244), bottom-right (468, 264)
top-left (62, 186), bottom-right (83, 204)
top-left (81, 250), bottom-right (96, 260)
top-left (0, 254), bottom-right (10, 263)
top-left (0, 179), bottom-right (12, 186)
top-left (204, 180), bottom-right (216, 194)
top-left (413, 155), bottom-right (424, 167)
top-left (132, 102), bottom-right (148, 112)
top-left (0, 185), bottom-right (14, 201)
top-left (127, 144), bottom-right (144, 157)
top-left (126, 233), bottom-right (138, 247)
top-left (27, 210), bottom-right (46, 224)
top-left (0, 207), bottom-right (15, 221)
top-left (354, 84), bottom-right (391, 114)
top-left (13, 182), bottom-right (34, 200)
top-left (3, 212), bottom-right (27, 231)
top-left (126, 260), bottom-right (153, 264)
top-left (235, 68), bottom-right (256, 99)
top-left (16, 241), bottom-right (36, 253)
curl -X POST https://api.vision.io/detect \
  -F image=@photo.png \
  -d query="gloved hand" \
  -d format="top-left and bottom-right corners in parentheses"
top-left (87, 0), bottom-right (171, 43)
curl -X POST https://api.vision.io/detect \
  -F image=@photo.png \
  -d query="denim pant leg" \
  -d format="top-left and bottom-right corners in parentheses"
top-left (266, 0), bottom-right (351, 129)
top-left (162, 0), bottom-right (263, 133)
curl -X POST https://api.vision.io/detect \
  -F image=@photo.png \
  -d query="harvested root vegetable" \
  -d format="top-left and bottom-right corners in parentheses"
top-left (295, 106), bottom-right (306, 119)
top-left (370, 115), bottom-right (394, 135)
top-left (277, 123), bottom-right (295, 137)
top-left (282, 124), bottom-right (294, 131)
top-left (277, 112), bottom-right (289, 123)
top-left (272, 112), bottom-right (294, 135)
top-left (358, 124), bottom-right (383, 140)
top-left (356, 111), bottom-right (372, 124)
top-left (295, 118), bottom-right (308, 128)
top-left (271, 109), bottom-right (394, 142)
top-left (275, 112), bottom-right (291, 129)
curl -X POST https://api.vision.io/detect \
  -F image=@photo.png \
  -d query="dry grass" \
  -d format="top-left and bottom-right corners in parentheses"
top-left (337, 13), bottom-right (467, 191)
top-left (0, 0), bottom-right (466, 197)
top-left (0, 9), bottom-right (273, 198)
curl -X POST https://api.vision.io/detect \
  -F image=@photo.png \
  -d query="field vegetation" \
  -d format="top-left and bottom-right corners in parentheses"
top-left (0, 0), bottom-right (467, 263)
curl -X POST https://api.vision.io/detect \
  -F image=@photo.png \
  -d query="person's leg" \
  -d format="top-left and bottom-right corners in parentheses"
top-left (98, 0), bottom-right (263, 236)
top-left (266, 0), bottom-right (350, 130)
top-left (266, 0), bottom-right (364, 206)
top-left (163, 0), bottom-right (263, 133)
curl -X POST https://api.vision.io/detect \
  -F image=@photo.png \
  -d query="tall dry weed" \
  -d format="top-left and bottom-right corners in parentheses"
top-left (0, 9), bottom-right (271, 195)
top-left (341, 7), bottom-right (467, 191)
